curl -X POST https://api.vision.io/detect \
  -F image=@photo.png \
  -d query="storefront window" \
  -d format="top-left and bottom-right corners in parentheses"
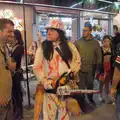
top-left (0, 9), bottom-right (24, 31)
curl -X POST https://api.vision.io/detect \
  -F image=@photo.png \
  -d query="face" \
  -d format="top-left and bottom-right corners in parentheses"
top-left (0, 23), bottom-right (14, 44)
top-left (47, 29), bottom-right (59, 42)
top-left (113, 28), bottom-right (117, 35)
top-left (103, 38), bottom-right (111, 47)
top-left (83, 27), bottom-right (92, 38)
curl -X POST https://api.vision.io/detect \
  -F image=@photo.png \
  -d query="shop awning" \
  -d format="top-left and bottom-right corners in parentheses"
top-left (34, 6), bottom-right (79, 17)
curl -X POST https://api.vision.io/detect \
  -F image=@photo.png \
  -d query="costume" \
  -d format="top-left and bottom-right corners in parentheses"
top-left (33, 18), bottom-right (81, 120)
top-left (33, 41), bottom-right (81, 120)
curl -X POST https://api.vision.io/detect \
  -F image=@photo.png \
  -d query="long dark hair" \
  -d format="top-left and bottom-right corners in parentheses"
top-left (14, 29), bottom-right (24, 46)
top-left (42, 29), bottom-right (73, 61)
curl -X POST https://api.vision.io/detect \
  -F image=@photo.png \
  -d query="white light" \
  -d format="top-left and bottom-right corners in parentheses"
top-left (90, 0), bottom-right (93, 3)
top-left (70, 1), bottom-right (83, 8)
top-left (95, 5), bottom-right (111, 11)
top-left (98, 0), bottom-right (113, 4)
top-left (61, 18), bottom-right (72, 24)
top-left (114, 2), bottom-right (120, 8)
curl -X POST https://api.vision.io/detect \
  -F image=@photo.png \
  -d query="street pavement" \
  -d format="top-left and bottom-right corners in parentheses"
top-left (23, 104), bottom-right (116, 120)
top-left (22, 76), bottom-right (116, 120)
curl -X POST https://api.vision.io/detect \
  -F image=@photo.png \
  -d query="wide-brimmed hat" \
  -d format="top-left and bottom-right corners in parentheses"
top-left (45, 19), bottom-right (64, 32)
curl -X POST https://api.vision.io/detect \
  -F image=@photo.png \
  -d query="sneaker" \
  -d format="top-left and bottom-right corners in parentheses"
top-left (80, 100), bottom-right (95, 113)
top-left (112, 102), bottom-right (115, 106)
top-left (105, 94), bottom-right (113, 104)
top-left (98, 95), bottom-right (105, 102)
top-left (89, 100), bottom-right (96, 107)
top-left (106, 99), bottom-right (113, 104)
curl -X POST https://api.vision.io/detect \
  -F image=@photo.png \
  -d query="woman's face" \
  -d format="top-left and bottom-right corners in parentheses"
top-left (103, 38), bottom-right (111, 47)
top-left (9, 36), bottom-right (16, 45)
top-left (47, 29), bottom-right (59, 42)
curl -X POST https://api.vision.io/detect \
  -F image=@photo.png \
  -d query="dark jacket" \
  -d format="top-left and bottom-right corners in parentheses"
top-left (75, 37), bottom-right (102, 72)
top-left (112, 32), bottom-right (120, 56)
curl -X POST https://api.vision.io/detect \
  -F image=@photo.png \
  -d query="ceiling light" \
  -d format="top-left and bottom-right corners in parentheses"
top-left (70, 1), bottom-right (83, 8)
top-left (98, 0), bottom-right (113, 4)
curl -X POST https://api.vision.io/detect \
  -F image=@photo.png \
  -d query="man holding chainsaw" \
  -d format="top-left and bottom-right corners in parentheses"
top-left (33, 19), bottom-right (81, 120)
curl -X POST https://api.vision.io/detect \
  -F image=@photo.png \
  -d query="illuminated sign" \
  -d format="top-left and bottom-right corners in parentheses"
top-left (0, 9), bottom-right (24, 31)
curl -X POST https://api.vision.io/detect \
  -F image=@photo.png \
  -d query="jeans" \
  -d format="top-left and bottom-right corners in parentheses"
top-left (116, 92), bottom-right (120, 120)
top-left (78, 71), bottom-right (94, 102)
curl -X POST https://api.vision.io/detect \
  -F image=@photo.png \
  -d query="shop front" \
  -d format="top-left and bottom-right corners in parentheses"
top-left (0, 1), bottom-right (117, 107)
top-left (33, 4), bottom-right (116, 41)
top-left (0, 1), bottom-right (117, 46)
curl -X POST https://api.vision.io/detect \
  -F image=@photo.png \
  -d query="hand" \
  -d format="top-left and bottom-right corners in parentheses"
top-left (51, 80), bottom-right (57, 88)
top-left (7, 57), bottom-right (16, 72)
top-left (51, 76), bottom-right (66, 88)
top-left (110, 88), bottom-right (117, 100)
top-left (0, 99), bottom-right (8, 107)
top-left (59, 77), bottom-right (66, 85)
top-left (37, 32), bottom-right (41, 42)
top-left (51, 77), bottom-right (58, 88)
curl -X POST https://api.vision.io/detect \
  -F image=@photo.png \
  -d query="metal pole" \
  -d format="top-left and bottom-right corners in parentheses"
top-left (77, 11), bottom-right (80, 40)
top-left (108, 15), bottom-right (113, 35)
top-left (23, 0), bottom-right (31, 107)
top-left (80, 12), bottom-right (84, 38)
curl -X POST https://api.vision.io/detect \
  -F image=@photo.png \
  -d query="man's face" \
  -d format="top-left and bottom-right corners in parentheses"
top-left (0, 23), bottom-right (14, 44)
top-left (83, 27), bottom-right (91, 38)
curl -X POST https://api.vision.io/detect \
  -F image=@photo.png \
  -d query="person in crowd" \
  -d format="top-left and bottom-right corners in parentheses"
top-left (28, 41), bottom-right (38, 65)
top-left (66, 26), bottom-right (72, 40)
top-left (33, 19), bottom-right (81, 120)
top-left (113, 25), bottom-right (120, 37)
top-left (96, 27), bottom-right (104, 41)
top-left (110, 51), bottom-right (120, 120)
top-left (75, 24), bottom-right (102, 110)
top-left (0, 18), bottom-right (15, 120)
top-left (99, 35), bottom-right (115, 103)
top-left (112, 25), bottom-right (120, 55)
top-left (9, 29), bottom-right (24, 119)
top-left (92, 26), bottom-right (97, 37)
